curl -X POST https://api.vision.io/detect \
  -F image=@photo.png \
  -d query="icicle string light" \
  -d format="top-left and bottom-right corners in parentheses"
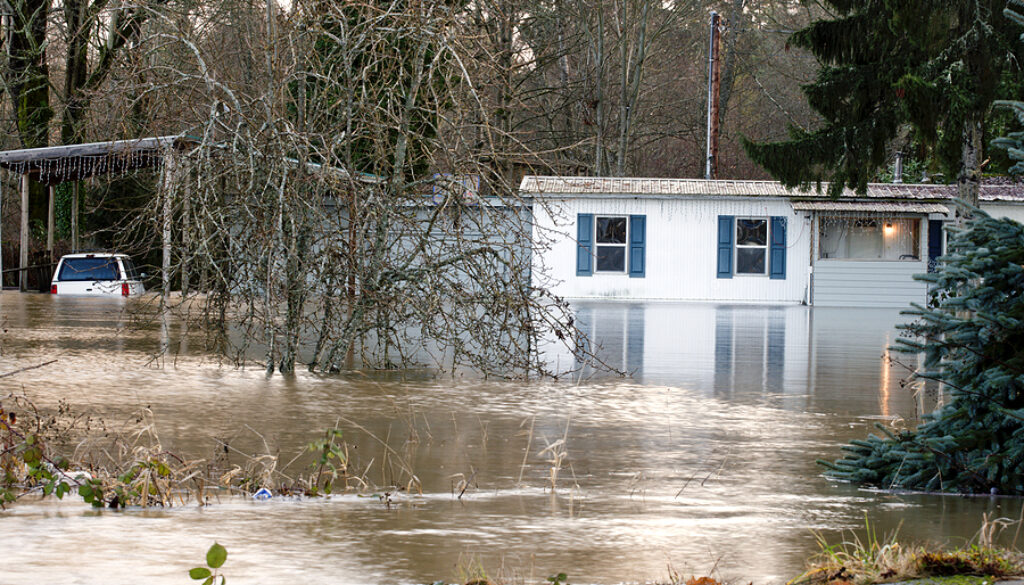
top-left (5, 149), bottom-right (166, 185)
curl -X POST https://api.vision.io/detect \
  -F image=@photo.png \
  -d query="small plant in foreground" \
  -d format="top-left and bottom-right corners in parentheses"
top-left (189, 543), bottom-right (228, 585)
top-left (790, 518), bottom-right (1024, 585)
top-left (547, 573), bottom-right (569, 585)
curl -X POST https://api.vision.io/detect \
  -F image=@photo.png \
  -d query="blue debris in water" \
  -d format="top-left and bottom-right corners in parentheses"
top-left (253, 488), bottom-right (273, 500)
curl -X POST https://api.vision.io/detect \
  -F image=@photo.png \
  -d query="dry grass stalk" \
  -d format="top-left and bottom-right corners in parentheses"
top-left (790, 516), bottom-right (1024, 585)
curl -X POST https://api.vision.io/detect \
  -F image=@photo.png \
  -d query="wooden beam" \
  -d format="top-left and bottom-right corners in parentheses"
top-left (19, 174), bottom-right (28, 292)
top-left (71, 181), bottom-right (79, 252)
top-left (46, 184), bottom-right (54, 259)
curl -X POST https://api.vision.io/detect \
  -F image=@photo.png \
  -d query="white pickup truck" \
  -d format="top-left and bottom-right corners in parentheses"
top-left (50, 253), bottom-right (146, 296)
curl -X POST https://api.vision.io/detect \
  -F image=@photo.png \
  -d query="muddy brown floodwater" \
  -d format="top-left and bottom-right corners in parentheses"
top-left (0, 293), bottom-right (1020, 585)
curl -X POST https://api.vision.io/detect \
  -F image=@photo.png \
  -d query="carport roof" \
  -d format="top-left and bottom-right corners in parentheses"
top-left (0, 135), bottom-right (198, 186)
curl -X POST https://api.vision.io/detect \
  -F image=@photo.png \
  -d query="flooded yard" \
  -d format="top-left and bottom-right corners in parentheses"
top-left (0, 293), bottom-right (1020, 584)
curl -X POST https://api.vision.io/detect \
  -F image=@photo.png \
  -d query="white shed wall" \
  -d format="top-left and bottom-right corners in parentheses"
top-left (532, 196), bottom-right (811, 302)
top-left (980, 202), bottom-right (1024, 223)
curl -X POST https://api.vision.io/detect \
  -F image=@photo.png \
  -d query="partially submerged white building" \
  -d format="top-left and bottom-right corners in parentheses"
top-left (523, 177), bottom-right (1024, 308)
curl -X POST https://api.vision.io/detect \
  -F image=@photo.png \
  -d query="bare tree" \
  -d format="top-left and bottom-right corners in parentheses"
top-left (106, 0), bottom-right (593, 378)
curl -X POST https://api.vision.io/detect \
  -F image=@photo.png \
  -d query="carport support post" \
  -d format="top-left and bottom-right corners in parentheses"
top-left (180, 170), bottom-right (191, 297)
top-left (71, 181), bottom-right (79, 252)
top-left (161, 148), bottom-right (176, 305)
top-left (19, 173), bottom-right (28, 292)
top-left (0, 170), bottom-right (4, 289)
top-left (0, 170), bottom-right (4, 290)
top-left (46, 184), bottom-right (54, 259)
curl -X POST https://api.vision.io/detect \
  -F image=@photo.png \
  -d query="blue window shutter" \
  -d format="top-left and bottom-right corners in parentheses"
top-left (577, 213), bottom-right (593, 276)
top-left (629, 215), bottom-right (646, 278)
top-left (717, 215), bottom-right (734, 279)
top-left (769, 216), bottom-right (787, 280)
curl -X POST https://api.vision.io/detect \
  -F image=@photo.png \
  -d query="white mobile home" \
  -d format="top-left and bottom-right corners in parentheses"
top-left (523, 177), bottom-right (1024, 308)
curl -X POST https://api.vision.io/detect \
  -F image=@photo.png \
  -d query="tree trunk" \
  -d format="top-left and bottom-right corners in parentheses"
top-left (61, 0), bottom-right (91, 146)
top-left (717, 0), bottom-right (744, 131)
top-left (956, 113), bottom-right (983, 221)
top-left (8, 0), bottom-right (53, 226)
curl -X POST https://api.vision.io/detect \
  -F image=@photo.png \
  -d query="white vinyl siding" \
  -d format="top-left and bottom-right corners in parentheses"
top-left (534, 197), bottom-right (808, 302)
top-left (812, 260), bottom-right (928, 307)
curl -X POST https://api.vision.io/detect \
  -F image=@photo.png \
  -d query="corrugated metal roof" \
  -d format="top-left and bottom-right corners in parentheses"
top-left (791, 201), bottom-right (950, 214)
top-left (518, 176), bottom-right (1024, 203)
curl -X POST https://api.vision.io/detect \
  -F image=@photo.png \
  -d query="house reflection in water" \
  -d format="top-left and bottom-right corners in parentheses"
top-left (713, 306), bottom-right (788, 397)
top-left (573, 304), bottom-right (644, 375)
top-left (562, 302), bottom-right (931, 418)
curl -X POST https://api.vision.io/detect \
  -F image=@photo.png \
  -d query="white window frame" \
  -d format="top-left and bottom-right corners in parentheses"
top-left (735, 217), bottom-right (769, 276)
top-left (594, 215), bottom-right (629, 274)
top-left (817, 216), bottom-right (922, 261)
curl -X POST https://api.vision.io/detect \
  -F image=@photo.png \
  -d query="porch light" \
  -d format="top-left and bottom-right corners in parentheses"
top-left (884, 222), bottom-right (894, 235)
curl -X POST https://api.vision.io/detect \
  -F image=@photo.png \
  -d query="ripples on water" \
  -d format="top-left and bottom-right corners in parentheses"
top-left (0, 293), bottom-right (1020, 585)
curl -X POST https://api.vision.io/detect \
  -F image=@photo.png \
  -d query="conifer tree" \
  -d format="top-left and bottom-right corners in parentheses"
top-left (820, 0), bottom-right (1024, 496)
top-left (742, 1), bottom-right (1024, 205)
top-left (819, 208), bottom-right (1024, 494)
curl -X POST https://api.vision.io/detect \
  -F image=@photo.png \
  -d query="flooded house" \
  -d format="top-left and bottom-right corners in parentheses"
top-left (522, 176), bottom-right (1024, 308)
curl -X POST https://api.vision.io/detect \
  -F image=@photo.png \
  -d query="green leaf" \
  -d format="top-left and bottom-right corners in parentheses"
top-left (189, 567), bottom-right (211, 580)
top-left (207, 542), bottom-right (227, 569)
top-left (202, 576), bottom-right (214, 585)
top-left (22, 446), bottom-right (41, 465)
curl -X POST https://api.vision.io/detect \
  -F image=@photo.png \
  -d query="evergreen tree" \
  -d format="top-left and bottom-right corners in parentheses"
top-left (742, 1), bottom-right (1024, 205)
top-left (820, 0), bottom-right (1024, 497)
top-left (819, 208), bottom-right (1024, 494)
top-left (993, 0), bottom-right (1024, 173)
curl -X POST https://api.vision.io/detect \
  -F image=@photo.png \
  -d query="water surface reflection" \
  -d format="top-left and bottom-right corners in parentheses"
top-left (0, 294), bottom-right (1018, 585)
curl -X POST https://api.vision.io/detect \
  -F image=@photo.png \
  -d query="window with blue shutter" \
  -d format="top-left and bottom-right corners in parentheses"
top-left (769, 216), bottom-right (787, 280)
top-left (629, 215), bottom-right (645, 278)
top-left (717, 215), bottom-right (734, 278)
top-left (577, 213), bottom-right (646, 276)
top-left (576, 213), bottom-right (593, 276)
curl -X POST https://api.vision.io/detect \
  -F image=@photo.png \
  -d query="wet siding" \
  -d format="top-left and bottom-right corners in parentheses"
top-left (812, 260), bottom-right (928, 307)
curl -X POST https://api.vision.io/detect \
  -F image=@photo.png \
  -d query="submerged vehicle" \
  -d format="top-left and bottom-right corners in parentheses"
top-left (50, 253), bottom-right (146, 296)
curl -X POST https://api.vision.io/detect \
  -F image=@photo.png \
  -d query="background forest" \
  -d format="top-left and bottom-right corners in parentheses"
top-left (0, 0), bottom-right (823, 243)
